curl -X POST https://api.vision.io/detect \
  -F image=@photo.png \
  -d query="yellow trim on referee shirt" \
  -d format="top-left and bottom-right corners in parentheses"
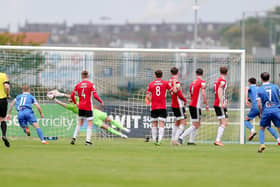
top-left (0, 73), bottom-right (9, 99)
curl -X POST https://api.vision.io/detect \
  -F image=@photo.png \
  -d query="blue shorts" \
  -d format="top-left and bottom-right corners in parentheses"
top-left (18, 109), bottom-right (37, 128)
top-left (247, 108), bottom-right (260, 120)
top-left (260, 109), bottom-right (280, 128)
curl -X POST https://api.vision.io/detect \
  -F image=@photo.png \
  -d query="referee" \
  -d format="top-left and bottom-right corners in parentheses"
top-left (0, 72), bottom-right (10, 147)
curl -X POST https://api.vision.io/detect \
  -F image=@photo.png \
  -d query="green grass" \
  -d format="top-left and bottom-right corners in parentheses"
top-left (0, 138), bottom-right (279, 187)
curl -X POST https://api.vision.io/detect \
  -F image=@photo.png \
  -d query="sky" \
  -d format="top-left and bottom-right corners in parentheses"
top-left (0, 0), bottom-right (279, 32)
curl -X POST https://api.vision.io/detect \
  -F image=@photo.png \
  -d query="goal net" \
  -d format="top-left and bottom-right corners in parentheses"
top-left (0, 46), bottom-right (246, 144)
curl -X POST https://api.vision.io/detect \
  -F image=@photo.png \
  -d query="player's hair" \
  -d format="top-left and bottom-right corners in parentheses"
top-left (261, 72), bottom-right (270, 82)
top-left (196, 68), bottom-right (203, 75)
top-left (22, 84), bottom-right (30, 92)
top-left (248, 77), bottom-right (256, 84)
top-left (170, 67), bottom-right (178, 75)
top-left (220, 66), bottom-right (228, 75)
top-left (155, 70), bottom-right (163, 78)
top-left (81, 70), bottom-right (89, 78)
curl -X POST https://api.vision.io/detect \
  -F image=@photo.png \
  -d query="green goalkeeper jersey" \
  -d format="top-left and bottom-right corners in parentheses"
top-left (66, 96), bottom-right (80, 114)
top-left (66, 103), bottom-right (79, 114)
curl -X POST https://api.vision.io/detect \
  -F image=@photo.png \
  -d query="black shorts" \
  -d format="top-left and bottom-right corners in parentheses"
top-left (172, 107), bottom-right (186, 120)
top-left (214, 106), bottom-right (228, 119)
top-left (78, 109), bottom-right (93, 120)
top-left (0, 98), bottom-right (8, 118)
top-left (151, 109), bottom-right (167, 122)
top-left (189, 106), bottom-right (201, 122)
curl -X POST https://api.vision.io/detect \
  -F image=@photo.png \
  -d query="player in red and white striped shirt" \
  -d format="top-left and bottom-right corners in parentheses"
top-left (168, 67), bottom-right (187, 145)
top-left (179, 68), bottom-right (208, 145)
top-left (213, 67), bottom-right (228, 146)
top-left (70, 70), bottom-right (104, 145)
top-left (145, 70), bottom-right (172, 145)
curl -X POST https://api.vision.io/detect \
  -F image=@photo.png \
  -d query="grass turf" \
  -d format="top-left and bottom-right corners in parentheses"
top-left (0, 138), bottom-right (279, 187)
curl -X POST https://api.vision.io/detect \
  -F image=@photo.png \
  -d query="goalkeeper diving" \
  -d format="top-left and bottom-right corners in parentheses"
top-left (47, 90), bottom-right (130, 140)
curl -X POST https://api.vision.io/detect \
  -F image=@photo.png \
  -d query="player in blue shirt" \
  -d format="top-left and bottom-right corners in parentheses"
top-left (257, 72), bottom-right (280, 152)
top-left (7, 85), bottom-right (48, 144)
top-left (245, 77), bottom-right (258, 141)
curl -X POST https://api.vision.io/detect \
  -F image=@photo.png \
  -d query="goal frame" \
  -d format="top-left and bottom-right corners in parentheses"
top-left (0, 45), bottom-right (246, 144)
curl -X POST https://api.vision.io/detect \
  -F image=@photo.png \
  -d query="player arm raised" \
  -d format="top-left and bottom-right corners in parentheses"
top-left (6, 99), bottom-right (16, 120)
top-left (201, 83), bottom-right (209, 110)
top-left (47, 90), bottom-right (69, 108)
top-left (55, 93), bottom-right (71, 108)
top-left (54, 98), bottom-right (67, 108)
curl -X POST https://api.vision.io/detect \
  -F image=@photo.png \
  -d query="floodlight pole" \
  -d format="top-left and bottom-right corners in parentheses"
top-left (193, 0), bottom-right (199, 77)
top-left (193, 0), bottom-right (198, 48)
top-left (241, 12), bottom-right (246, 49)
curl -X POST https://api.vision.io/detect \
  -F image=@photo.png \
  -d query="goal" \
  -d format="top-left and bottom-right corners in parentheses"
top-left (0, 46), bottom-right (246, 144)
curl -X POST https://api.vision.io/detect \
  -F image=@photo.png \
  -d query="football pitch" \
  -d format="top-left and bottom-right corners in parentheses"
top-left (0, 138), bottom-right (279, 187)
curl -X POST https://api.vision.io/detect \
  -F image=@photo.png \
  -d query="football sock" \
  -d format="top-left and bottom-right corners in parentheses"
top-left (267, 127), bottom-right (278, 140)
top-left (1, 121), bottom-right (7, 137)
top-left (180, 125), bottom-right (195, 139)
top-left (174, 124), bottom-right (184, 141)
top-left (244, 120), bottom-right (253, 130)
top-left (189, 127), bottom-right (198, 143)
top-left (107, 127), bottom-right (122, 137)
top-left (110, 120), bottom-right (124, 130)
top-left (36, 128), bottom-right (44, 141)
top-left (171, 125), bottom-right (178, 141)
top-left (259, 129), bottom-right (265, 144)
top-left (158, 127), bottom-right (164, 142)
top-left (152, 127), bottom-right (157, 142)
top-left (73, 125), bottom-right (81, 139)
top-left (216, 125), bottom-right (225, 142)
top-left (86, 126), bottom-right (93, 142)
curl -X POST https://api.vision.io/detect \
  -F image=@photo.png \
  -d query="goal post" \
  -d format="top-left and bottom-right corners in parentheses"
top-left (240, 51), bottom-right (246, 144)
top-left (0, 45), bottom-right (246, 144)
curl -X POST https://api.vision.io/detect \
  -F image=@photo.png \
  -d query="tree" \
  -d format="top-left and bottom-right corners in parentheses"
top-left (0, 32), bottom-right (46, 96)
top-left (220, 6), bottom-right (280, 54)
top-left (0, 32), bottom-right (42, 45)
top-left (266, 7), bottom-right (280, 55)
top-left (220, 18), bottom-right (269, 53)
top-left (0, 32), bottom-right (25, 45)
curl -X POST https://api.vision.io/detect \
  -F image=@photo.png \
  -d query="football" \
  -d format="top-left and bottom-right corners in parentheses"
top-left (47, 92), bottom-right (55, 100)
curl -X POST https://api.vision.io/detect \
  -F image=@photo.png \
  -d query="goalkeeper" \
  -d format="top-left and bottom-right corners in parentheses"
top-left (48, 91), bottom-right (129, 140)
